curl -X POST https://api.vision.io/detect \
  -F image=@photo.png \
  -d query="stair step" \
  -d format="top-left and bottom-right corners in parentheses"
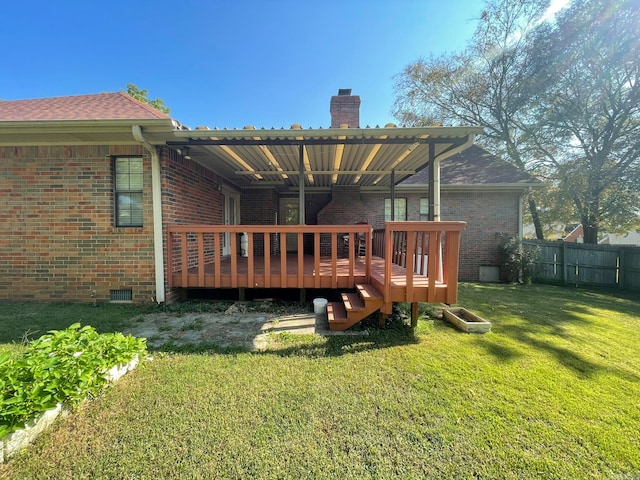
top-left (342, 292), bottom-right (365, 311)
top-left (356, 283), bottom-right (383, 300)
top-left (327, 302), bottom-right (347, 323)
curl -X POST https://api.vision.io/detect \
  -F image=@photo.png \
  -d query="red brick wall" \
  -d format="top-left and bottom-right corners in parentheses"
top-left (351, 189), bottom-right (521, 281)
top-left (240, 191), bottom-right (333, 255)
top-left (240, 189), bottom-right (278, 256)
top-left (161, 147), bottom-right (224, 226)
top-left (160, 147), bottom-right (225, 302)
top-left (440, 190), bottom-right (520, 281)
top-left (241, 189), bottom-right (278, 226)
top-left (316, 187), bottom-right (376, 255)
top-left (0, 145), bottom-right (156, 302)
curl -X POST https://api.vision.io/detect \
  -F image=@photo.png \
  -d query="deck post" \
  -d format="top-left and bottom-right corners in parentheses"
top-left (428, 143), bottom-right (438, 221)
top-left (298, 144), bottom-right (305, 224)
top-left (411, 302), bottom-right (419, 328)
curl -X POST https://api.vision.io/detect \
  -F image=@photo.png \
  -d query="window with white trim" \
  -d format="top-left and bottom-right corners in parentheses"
top-left (420, 198), bottom-right (430, 221)
top-left (114, 157), bottom-right (143, 227)
top-left (384, 198), bottom-right (407, 222)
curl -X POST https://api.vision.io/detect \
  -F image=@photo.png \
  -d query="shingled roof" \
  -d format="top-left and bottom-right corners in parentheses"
top-left (398, 145), bottom-right (540, 187)
top-left (0, 92), bottom-right (170, 121)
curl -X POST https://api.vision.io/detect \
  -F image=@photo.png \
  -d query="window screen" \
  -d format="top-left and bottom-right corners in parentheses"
top-left (384, 198), bottom-right (407, 222)
top-left (114, 157), bottom-right (143, 227)
top-left (420, 198), bottom-right (430, 221)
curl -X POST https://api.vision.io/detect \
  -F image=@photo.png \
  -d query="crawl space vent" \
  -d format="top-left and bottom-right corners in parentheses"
top-left (110, 289), bottom-right (132, 302)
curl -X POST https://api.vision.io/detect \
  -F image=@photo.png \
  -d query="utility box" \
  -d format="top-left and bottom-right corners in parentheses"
top-left (479, 265), bottom-right (500, 282)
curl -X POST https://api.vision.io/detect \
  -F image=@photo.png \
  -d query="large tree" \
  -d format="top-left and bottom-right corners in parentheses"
top-left (394, 0), bottom-right (640, 243)
top-left (530, 0), bottom-right (640, 243)
top-left (393, 0), bottom-right (550, 239)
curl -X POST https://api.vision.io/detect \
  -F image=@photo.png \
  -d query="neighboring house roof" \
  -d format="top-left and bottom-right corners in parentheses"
top-left (0, 92), bottom-right (170, 121)
top-left (563, 225), bottom-right (584, 243)
top-left (598, 230), bottom-right (640, 246)
top-left (397, 145), bottom-right (541, 189)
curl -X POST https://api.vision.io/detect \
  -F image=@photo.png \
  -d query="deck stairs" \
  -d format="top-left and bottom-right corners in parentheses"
top-left (327, 283), bottom-right (383, 331)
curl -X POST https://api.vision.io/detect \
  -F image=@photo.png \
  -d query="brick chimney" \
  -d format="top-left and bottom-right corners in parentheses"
top-left (330, 89), bottom-right (360, 128)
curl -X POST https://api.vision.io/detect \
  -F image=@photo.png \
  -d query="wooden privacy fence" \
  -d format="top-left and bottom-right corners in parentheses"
top-left (523, 240), bottom-right (640, 291)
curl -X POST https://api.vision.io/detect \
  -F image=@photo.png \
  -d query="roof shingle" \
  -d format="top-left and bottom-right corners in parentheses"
top-left (0, 92), bottom-right (170, 121)
top-left (398, 145), bottom-right (540, 186)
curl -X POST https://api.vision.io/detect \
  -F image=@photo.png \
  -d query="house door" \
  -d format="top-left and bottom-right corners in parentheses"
top-left (222, 190), bottom-right (240, 256)
top-left (280, 198), bottom-right (299, 252)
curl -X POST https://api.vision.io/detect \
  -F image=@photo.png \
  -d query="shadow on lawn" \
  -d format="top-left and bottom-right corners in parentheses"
top-left (269, 326), bottom-right (420, 358)
top-left (460, 284), bottom-right (640, 382)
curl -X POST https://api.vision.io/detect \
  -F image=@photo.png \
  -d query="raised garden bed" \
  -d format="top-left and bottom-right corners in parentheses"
top-left (443, 307), bottom-right (491, 333)
top-left (0, 355), bottom-right (140, 463)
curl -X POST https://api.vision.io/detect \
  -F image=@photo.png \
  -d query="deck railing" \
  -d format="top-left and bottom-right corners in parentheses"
top-left (377, 222), bottom-right (466, 306)
top-left (167, 224), bottom-right (373, 289)
top-left (167, 221), bottom-right (465, 309)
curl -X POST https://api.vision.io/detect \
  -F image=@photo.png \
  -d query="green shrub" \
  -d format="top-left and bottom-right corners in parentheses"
top-left (498, 237), bottom-right (540, 284)
top-left (0, 323), bottom-right (146, 437)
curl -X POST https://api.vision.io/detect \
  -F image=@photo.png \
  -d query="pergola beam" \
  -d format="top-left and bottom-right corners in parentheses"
top-left (167, 137), bottom-right (469, 147)
top-left (234, 170), bottom-right (416, 176)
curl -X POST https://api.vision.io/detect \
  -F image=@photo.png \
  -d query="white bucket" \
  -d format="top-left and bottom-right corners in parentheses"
top-left (240, 233), bottom-right (249, 257)
top-left (313, 298), bottom-right (328, 315)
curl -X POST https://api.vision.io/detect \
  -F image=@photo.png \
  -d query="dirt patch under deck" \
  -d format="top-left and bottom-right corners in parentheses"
top-left (123, 301), bottom-right (367, 351)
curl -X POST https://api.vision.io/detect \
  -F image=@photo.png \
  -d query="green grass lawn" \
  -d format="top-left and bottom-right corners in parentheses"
top-left (1, 284), bottom-right (639, 479)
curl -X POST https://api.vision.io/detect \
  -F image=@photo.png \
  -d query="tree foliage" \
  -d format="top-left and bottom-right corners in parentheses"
top-left (530, 0), bottom-right (640, 242)
top-left (393, 0), bottom-right (640, 243)
top-left (126, 83), bottom-right (170, 114)
top-left (394, 0), bottom-right (549, 239)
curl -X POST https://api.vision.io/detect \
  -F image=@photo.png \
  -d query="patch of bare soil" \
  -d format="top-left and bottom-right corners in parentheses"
top-left (123, 302), bottom-right (321, 351)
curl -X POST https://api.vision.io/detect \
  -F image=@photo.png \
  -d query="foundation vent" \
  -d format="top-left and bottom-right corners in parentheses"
top-left (110, 289), bottom-right (133, 303)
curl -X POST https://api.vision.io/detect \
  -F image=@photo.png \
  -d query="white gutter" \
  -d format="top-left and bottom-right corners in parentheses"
top-left (172, 125), bottom-right (485, 140)
top-left (432, 134), bottom-right (476, 221)
top-left (518, 190), bottom-right (527, 240)
top-left (132, 125), bottom-right (165, 304)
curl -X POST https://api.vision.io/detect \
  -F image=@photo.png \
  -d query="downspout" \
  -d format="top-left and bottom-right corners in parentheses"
top-left (390, 170), bottom-right (395, 221)
top-left (132, 125), bottom-right (165, 303)
top-left (518, 190), bottom-right (526, 240)
top-left (431, 134), bottom-right (476, 221)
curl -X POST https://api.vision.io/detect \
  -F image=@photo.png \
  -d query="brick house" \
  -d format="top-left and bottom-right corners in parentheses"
top-left (0, 90), bottom-right (537, 327)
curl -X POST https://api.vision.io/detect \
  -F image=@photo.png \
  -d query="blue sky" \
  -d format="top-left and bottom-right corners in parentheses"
top-left (1, 0), bottom-right (484, 129)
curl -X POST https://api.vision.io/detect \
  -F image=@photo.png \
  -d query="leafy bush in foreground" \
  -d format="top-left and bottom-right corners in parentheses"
top-left (0, 323), bottom-right (146, 437)
top-left (499, 236), bottom-right (540, 284)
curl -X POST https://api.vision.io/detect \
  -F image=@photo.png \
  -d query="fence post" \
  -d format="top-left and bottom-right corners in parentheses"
top-left (561, 242), bottom-right (567, 285)
top-left (619, 247), bottom-right (626, 290)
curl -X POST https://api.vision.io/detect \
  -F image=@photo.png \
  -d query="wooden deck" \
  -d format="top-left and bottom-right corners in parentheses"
top-left (171, 254), bottom-right (370, 289)
top-left (167, 222), bottom-right (465, 321)
top-left (169, 254), bottom-right (450, 303)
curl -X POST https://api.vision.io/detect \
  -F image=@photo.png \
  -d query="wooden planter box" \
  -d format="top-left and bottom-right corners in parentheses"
top-left (443, 308), bottom-right (491, 333)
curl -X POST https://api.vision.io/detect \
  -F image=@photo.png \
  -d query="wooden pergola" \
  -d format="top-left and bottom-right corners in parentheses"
top-left (167, 124), bottom-right (483, 222)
